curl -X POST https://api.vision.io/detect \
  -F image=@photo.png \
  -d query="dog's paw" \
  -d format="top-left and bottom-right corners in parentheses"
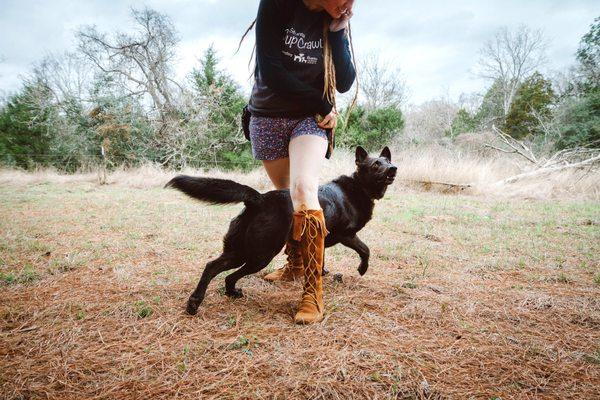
top-left (226, 288), bottom-right (244, 299)
top-left (357, 264), bottom-right (368, 276)
top-left (186, 297), bottom-right (201, 315)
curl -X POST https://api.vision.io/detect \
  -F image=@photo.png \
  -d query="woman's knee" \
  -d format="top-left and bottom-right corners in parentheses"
top-left (291, 175), bottom-right (319, 202)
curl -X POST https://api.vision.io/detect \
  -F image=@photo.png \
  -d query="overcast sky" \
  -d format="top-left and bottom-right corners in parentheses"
top-left (0, 0), bottom-right (598, 104)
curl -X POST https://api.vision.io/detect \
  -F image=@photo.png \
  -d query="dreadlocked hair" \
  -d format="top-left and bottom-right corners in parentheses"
top-left (324, 20), bottom-right (359, 128)
top-left (322, 19), bottom-right (337, 111)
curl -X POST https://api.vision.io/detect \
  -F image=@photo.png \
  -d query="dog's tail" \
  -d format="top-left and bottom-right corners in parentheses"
top-left (164, 175), bottom-right (263, 208)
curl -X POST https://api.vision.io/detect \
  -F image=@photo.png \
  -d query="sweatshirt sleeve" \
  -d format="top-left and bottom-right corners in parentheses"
top-left (328, 28), bottom-right (356, 93)
top-left (255, 0), bottom-right (333, 116)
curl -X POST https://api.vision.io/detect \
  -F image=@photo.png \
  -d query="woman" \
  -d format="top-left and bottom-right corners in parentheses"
top-left (248, 0), bottom-right (356, 324)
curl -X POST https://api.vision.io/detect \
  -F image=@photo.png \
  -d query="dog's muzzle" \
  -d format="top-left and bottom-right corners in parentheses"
top-left (384, 166), bottom-right (397, 184)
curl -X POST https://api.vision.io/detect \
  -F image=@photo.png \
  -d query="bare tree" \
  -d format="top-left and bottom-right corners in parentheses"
top-left (76, 7), bottom-right (180, 119)
top-left (359, 52), bottom-right (408, 111)
top-left (477, 25), bottom-right (547, 117)
top-left (457, 92), bottom-right (482, 114)
top-left (18, 53), bottom-right (99, 164)
top-left (404, 96), bottom-right (459, 141)
top-left (31, 52), bottom-right (92, 105)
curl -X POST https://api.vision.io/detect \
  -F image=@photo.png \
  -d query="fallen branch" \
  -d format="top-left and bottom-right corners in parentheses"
top-left (493, 154), bottom-right (600, 185)
top-left (484, 124), bottom-right (600, 186)
top-left (486, 125), bottom-right (538, 164)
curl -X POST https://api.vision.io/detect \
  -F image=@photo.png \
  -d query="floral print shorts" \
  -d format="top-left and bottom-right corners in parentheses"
top-left (249, 115), bottom-right (328, 161)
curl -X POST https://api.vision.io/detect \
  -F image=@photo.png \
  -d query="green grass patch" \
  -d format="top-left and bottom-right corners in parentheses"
top-left (556, 273), bottom-right (573, 284)
top-left (0, 265), bottom-right (39, 285)
top-left (583, 349), bottom-right (600, 365)
top-left (134, 301), bottom-right (153, 318)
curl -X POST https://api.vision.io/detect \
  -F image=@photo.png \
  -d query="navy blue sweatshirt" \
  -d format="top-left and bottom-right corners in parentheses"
top-left (248, 0), bottom-right (356, 118)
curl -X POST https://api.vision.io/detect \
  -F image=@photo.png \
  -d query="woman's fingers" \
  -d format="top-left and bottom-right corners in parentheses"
top-left (341, 7), bottom-right (353, 20)
top-left (330, 7), bottom-right (353, 31)
top-left (318, 112), bottom-right (337, 129)
top-left (327, 114), bottom-right (337, 129)
top-left (317, 117), bottom-right (330, 129)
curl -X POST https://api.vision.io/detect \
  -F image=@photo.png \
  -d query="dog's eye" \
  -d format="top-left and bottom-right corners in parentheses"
top-left (372, 161), bottom-right (380, 167)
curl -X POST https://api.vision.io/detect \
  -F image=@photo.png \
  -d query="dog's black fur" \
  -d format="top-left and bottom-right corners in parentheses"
top-left (165, 146), bottom-right (397, 315)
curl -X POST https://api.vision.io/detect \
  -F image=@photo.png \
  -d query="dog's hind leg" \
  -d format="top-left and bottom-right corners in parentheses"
top-left (224, 255), bottom-right (274, 299)
top-left (186, 252), bottom-right (242, 315)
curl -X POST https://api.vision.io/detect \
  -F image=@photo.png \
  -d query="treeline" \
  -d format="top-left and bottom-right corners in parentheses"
top-left (0, 9), bottom-right (256, 172)
top-left (447, 21), bottom-right (599, 152)
top-left (0, 8), bottom-right (597, 172)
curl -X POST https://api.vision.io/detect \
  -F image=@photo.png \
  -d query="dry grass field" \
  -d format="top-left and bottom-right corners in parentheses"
top-left (1, 149), bottom-right (599, 399)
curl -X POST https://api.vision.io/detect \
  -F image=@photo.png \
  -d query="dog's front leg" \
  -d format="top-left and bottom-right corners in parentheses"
top-left (339, 235), bottom-right (370, 276)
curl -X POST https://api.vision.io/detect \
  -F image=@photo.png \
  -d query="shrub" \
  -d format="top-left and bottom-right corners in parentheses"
top-left (448, 108), bottom-right (480, 137)
top-left (554, 89), bottom-right (600, 149)
top-left (338, 105), bottom-right (404, 151)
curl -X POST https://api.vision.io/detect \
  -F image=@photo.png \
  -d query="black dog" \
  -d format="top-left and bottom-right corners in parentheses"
top-left (165, 146), bottom-right (397, 315)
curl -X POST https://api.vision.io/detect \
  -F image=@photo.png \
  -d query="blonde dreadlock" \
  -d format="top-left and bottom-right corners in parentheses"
top-left (322, 19), bottom-right (337, 111)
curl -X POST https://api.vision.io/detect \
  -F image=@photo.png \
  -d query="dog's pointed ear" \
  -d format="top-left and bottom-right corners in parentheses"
top-left (380, 146), bottom-right (391, 162)
top-left (355, 146), bottom-right (368, 165)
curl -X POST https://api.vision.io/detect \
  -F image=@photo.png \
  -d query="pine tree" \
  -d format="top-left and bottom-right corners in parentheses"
top-left (504, 72), bottom-right (555, 139)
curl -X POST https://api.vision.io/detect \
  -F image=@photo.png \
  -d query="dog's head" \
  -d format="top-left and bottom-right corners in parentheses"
top-left (354, 145), bottom-right (397, 200)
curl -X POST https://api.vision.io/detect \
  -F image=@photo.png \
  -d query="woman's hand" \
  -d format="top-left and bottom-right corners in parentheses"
top-left (317, 109), bottom-right (338, 130)
top-left (329, 1), bottom-right (354, 32)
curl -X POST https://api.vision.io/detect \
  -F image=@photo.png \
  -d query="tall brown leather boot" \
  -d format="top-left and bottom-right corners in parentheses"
top-left (292, 204), bottom-right (330, 324)
top-left (263, 238), bottom-right (304, 282)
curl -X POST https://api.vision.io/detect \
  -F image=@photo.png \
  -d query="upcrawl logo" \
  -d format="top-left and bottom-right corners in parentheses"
top-left (283, 27), bottom-right (321, 64)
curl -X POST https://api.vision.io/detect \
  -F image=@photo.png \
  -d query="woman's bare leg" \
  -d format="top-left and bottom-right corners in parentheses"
top-left (261, 155), bottom-right (299, 283)
top-left (262, 157), bottom-right (290, 190)
top-left (289, 133), bottom-right (329, 325)
top-left (263, 132), bottom-right (326, 284)
top-left (289, 134), bottom-right (328, 210)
